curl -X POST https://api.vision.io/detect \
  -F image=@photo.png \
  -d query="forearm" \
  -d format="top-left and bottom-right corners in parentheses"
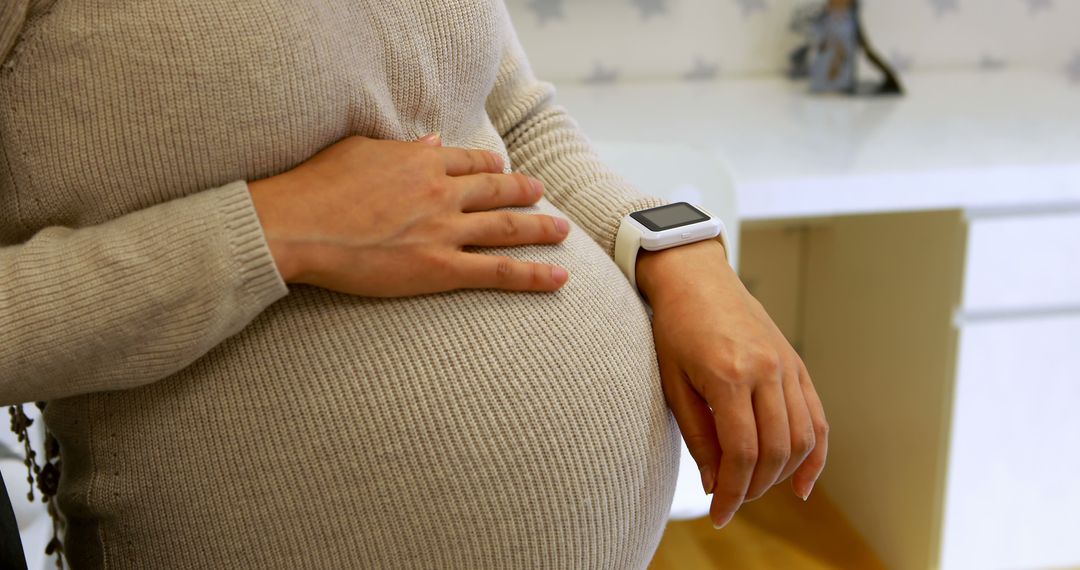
top-left (0, 181), bottom-right (287, 405)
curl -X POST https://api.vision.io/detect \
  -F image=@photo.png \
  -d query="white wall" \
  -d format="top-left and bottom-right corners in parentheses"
top-left (507, 0), bottom-right (1080, 83)
top-left (1, 405), bottom-right (56, 570)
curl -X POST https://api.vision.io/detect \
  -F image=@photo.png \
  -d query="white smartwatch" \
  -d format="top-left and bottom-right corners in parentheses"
top-left (614, 202), bottom-right (729, 292)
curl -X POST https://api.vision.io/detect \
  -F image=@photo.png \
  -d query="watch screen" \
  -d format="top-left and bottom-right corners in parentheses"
top-left (630, 202), bottom-right (709, 231)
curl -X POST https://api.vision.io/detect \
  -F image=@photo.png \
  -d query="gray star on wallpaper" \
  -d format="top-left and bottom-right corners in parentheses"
top-left (1067, 52), bottom-right (1080, 83)
top-left (684, 57), bottom-right (720, 81)
top-left (630, 0), bottom-right (668, 19)
top-left (734, 0), bottom-right (768, 18)
top-left (978, 54), bottom-right (1007, 71)
top-left (929, 0), bottom-right (959, 17)
top-left (1024, 0), bottom-right (1053, 13)
top-left (583, 62), bottom-right (620, 84)
top-left (889, 51), bottom-right (914, 73)
top-left (526, 0), bottom-right (564, 25)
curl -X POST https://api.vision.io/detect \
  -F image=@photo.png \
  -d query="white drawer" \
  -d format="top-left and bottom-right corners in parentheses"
top-left (962, 211), bottom-right (1080, 313)
top-left (942, 314), bottom-right (1080, 570)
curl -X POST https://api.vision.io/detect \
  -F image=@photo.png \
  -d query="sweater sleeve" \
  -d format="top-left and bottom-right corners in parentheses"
top-left (485, 3), bottom-right (671, 260)
top-left (0, 180), bottom-right (289, 406)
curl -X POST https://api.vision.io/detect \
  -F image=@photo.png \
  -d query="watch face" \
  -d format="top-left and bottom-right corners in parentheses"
top-left (630, 202), bottom-right (710, 232)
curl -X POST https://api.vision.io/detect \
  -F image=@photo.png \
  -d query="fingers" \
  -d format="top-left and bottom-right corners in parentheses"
top-left (792, 361), bottom-right (829, 500)
top-left (743, 377), bottom-right (791, 501)
top-left (410, 133), bottom-right (502, 174)
top-left (708, 386), bottom-right (758, 529)
top-left (413, 137), bottom-right (538, 211)
top-left (451, 252), bottom-right (570, 292)
top-left (436, 146), bottom-right (506, 176)
top-left (776, 359), bottom-right (815, 485)
top-left (455, 172), bottom-right (544, 213)
top-left (660, 357), bottom-right (723, 496)
top-left (455, 211), bottom-right (569, 248)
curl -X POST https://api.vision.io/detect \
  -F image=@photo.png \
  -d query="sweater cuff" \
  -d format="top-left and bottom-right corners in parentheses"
top-left (214, 180), bottom-right (289, 326)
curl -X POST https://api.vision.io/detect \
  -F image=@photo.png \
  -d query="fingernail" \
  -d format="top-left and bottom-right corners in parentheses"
top-left (418, 131), bottom-right (441, 144)
top-left (699, 465), bottom-right (715, 495)
top-left (796, 479), bottom-right (815, 501)
top-left (554, 217), bottom-right (569, 234)
top-left (550, 266), bottom-right (569, 284)
top-left (713, 512), bottom-right (734, 530)
top-left (529, 178), bottom-right (544, 196)
top-left (489, 151), bottom-right (505, 170)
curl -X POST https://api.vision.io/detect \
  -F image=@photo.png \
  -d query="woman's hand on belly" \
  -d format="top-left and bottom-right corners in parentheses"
top-left (246, 133), bottom-right (572, 297)
top-left (637, 239), bottom-right (829, 530)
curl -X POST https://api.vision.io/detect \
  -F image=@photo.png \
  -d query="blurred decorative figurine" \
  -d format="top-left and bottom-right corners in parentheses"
top-left (789, 0), bottom-right (903, 95)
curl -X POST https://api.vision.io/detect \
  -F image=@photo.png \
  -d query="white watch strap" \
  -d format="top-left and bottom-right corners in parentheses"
top-left (614, 216), bottom-right (644, 291)
top-left (615, 207), bottom-right (732, 295)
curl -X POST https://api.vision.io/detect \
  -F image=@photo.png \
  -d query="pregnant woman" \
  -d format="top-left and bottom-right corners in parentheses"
top-left (0, 1), bottom-right (828, 568)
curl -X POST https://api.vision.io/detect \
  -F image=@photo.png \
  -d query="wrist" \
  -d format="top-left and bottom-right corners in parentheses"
top-left (247, 177), bottom-right (304, 283)
top-left (636, 236), bottom-right (731, 305)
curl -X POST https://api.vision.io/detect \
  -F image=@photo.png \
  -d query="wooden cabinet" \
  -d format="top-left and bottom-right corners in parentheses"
top-left (740, 208), bottom-right (1080, 570)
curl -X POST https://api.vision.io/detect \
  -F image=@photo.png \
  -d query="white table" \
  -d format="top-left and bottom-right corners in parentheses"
top-left (560, 69), bottom-right (1080, 570)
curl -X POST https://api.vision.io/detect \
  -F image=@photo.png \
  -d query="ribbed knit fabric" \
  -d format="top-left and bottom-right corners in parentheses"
top-left (0, 2), bottom-right (679, 568)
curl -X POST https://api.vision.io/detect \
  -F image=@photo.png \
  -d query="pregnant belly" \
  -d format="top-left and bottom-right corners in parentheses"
top-left (52, 199), bottom-right (680, 568)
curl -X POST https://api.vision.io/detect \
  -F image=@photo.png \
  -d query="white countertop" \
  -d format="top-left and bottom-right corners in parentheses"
top-left (555, 70), bottom-right (1080, 220)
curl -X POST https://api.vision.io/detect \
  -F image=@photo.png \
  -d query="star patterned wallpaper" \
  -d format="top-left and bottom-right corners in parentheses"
top-left (505, 0), bottom-right (1080, 84)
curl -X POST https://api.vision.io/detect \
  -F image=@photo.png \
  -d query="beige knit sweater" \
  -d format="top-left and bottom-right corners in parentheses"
top-left (0, 1), bottom-right (680, 568)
